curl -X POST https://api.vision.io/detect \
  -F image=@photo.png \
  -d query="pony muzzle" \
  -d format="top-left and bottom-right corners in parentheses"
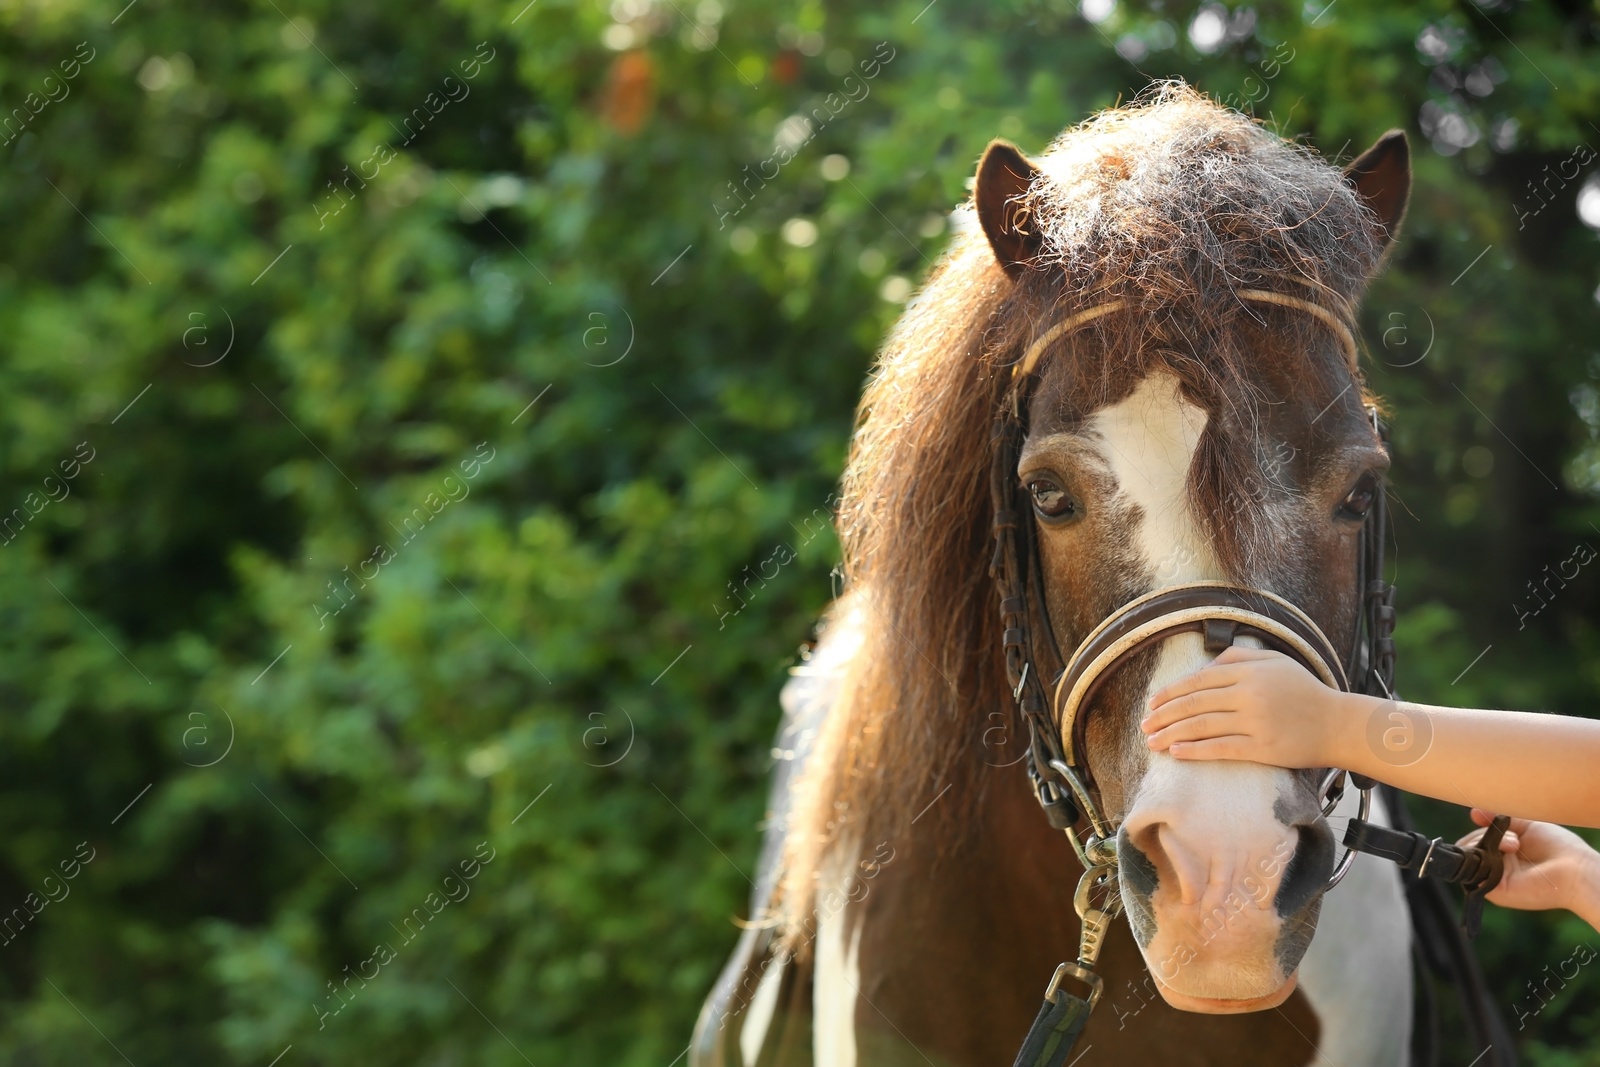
top-left (1114, 761), bottom-right (1335, 1010)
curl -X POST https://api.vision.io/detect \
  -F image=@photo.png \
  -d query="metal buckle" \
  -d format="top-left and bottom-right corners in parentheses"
top-left (1044, 961), bottom-right (1105, 1009)
top-left (1041, 861), bottom-right (1121, 1013)
top-left (1074, 859), bottom-right (1121, 959)
top-left (1012, 661), bottom-right (1030, 703)
top-left (1417, 836), bottom-right (1443, 879)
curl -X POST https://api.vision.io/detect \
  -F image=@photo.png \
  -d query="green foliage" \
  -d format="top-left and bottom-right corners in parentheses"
top-left (0, 0), bottom-right (1596, 1062)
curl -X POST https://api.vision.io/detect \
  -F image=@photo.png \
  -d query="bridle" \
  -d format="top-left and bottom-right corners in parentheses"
top-left (990, 287), bottom-right (1394, 873)
top-left (992, 289), bottom-right (1509, 1067)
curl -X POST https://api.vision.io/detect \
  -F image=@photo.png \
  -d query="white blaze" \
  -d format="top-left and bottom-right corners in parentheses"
top-left (1093, 373), bottom-right (1298, 998)
top-left (1087, 372), bottom-right (1218, 587)
top-left (1087, 373), bottom-right (1409, 1052)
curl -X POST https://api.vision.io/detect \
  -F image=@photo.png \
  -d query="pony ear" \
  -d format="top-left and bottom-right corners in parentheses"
top-left (975, 140), bottom-right (1044, 278)
top-left (1342, 130), bottom-right (1410, 251)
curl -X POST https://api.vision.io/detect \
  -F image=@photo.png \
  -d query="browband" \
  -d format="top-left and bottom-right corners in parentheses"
top-left (1237, 289), bottom-right (1359, 371)
top-left (1014, 301), bottom-right (1127, 378)
top-left (1013, 288), bottom-right (1359, 381)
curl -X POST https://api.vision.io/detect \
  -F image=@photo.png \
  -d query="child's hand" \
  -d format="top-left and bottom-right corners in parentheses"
top-left (1458, 809), bottom-right (1600, 925)
top-left (1140, 646), bottom-right (1347, 769)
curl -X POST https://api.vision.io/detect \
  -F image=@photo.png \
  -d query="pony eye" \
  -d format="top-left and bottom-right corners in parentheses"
top-left (1028, 477), bottom-right (1082, 523)
top-left (1337, 474), bottom-right (1378, 521)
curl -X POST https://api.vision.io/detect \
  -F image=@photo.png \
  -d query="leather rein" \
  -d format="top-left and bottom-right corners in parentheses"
top-left (992, 291), bottom-right (1512, 1067)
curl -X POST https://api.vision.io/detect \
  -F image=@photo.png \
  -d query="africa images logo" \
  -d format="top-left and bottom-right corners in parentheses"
top-left (1365, 700), bottom-right (1435, 767)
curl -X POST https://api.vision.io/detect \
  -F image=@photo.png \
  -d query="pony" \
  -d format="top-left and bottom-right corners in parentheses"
top-left (694, 84), bottom-right (1422, 1066)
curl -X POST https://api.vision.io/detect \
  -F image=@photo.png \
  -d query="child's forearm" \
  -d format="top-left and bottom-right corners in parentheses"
top-left (1331, 695), bottom-right (1600, 829)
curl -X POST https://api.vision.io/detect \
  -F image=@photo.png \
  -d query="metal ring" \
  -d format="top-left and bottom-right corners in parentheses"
top-left (1049, 759), bottom-right (1113, 841)
top-left (1317, 767), bottom-right (1347, 817)
top-left (1325, 780), bottom-right (1371, 890)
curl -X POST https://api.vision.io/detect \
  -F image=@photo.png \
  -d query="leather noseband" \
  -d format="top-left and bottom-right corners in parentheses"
top-left (1053, 581), bottom-right (1348, 790)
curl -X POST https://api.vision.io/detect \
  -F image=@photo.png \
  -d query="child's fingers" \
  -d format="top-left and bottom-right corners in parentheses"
top-left (1145, 711), bottom-right (1238, 750)
top-left (1147, 665), bottom-right (1241, 710)
top-left (1469, 808), bottom-right (1533, 838)
top-left (1463, 830), bottom-right (1519, 854)
top-left (1141, 688), bottom-right (1241, 732)
top-left (1212, 645), bottom-right (1283, 665)
top-left (1167, 736), bottom-right (1254, 761)
top-left (1458, 815), bottom-right (1525, 854)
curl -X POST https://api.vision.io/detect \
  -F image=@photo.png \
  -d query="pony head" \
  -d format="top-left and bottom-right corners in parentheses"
top-left (970, 86), bottom-right (1407, 1010)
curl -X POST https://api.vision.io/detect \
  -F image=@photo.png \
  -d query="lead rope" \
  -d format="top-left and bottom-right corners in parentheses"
top-left (1011, 844), bottom-right (1120, 1067)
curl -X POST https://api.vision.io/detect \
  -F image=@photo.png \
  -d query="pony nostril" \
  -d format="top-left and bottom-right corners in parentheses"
top-left (1115, 827), bottom-right (1162, 949)
top-left (1273, 822), bottom-right (1335, 919)
top-left (1117, 826), bottom-right (1161, 901)
top-left (1117, 814), bottom-right (1216, 910)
